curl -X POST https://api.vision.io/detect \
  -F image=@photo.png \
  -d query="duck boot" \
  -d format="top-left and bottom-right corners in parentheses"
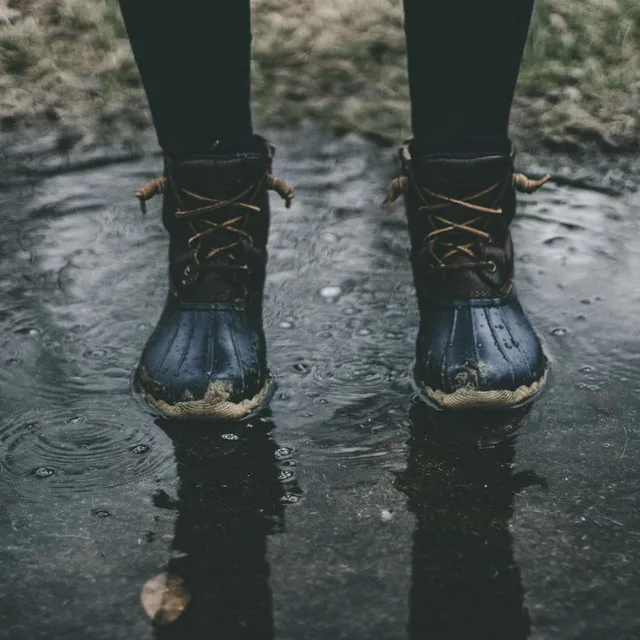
top-left (385, 142), bottom-right (549, 410)
top-left (132, 135), bottom-right (293, 420)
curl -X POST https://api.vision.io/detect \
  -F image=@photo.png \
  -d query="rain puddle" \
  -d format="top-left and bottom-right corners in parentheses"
top-left (1, 128), bottom-right (639, 639)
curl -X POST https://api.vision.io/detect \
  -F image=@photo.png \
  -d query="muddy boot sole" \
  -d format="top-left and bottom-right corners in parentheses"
top-left (411, 362), bottom-right (550, 412)
top-left (132, 369), bottom-right (277, 422)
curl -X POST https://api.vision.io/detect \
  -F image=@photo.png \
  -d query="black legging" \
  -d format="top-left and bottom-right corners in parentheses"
top-left (118, 0), bottom-right (534, 156)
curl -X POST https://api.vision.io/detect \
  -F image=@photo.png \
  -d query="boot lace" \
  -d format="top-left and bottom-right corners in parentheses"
top-left (384, 171), bottom-right (549, 270)
top-left (135, 173), bottom-right (294, 276)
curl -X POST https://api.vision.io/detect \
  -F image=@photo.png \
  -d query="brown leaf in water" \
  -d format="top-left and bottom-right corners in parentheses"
top-left (141, 572), bottom-right (190, 626)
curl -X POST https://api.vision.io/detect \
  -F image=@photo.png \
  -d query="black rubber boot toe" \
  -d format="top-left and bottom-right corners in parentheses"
top-left (414, 294), bottom-right (548, 410)
top-left (135, 298), bottom-right (274, 420)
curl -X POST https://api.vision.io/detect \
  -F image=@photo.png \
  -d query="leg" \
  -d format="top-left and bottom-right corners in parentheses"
top-left (120, 0), bottom-right (294, 419)
top-left (389, 0), bottom-right (548, 410)
top-left (403, 0), bottom-right (535, 154)
top-left (118, 0), bottom-right (253, 155)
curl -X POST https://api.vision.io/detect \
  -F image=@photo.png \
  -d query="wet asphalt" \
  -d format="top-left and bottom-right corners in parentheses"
top-left (1, 128), bottom-right (639, 639)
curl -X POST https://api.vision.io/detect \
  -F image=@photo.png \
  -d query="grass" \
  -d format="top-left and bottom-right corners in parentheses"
top-left (1, 0), bottom-right (639, 150)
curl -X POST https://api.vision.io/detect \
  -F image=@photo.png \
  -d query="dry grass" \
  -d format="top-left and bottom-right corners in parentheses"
top-left (1, 0), bottom-right (639, 150)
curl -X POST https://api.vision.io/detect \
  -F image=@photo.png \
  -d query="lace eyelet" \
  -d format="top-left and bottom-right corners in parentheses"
top-left (486, 260), bottom-right (497, 273)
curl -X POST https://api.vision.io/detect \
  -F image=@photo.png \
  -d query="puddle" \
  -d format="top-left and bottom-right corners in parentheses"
top-left (0, 128), bottom-right (639, 639)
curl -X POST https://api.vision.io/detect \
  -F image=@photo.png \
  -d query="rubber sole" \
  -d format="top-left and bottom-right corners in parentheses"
top-left (411, 362), bottom-right (550, 411)
top-left (132, 369), bottom-right (277, 422)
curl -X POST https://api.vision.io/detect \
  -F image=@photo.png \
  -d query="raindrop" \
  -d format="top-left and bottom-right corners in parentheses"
top-left (82, 347), bottom-right (108, 359)
top-left (28, 329), bottom-right (40, 337)
top-left (276, 391), bottom-right (291, 401)
top-left (293, 362), bottom-right (310, 374)
top-left (301, 411), bottom-right (314, 418)
top-left (580, 365), bottom-right (595, 373)
top-left (280, 493), bottom-right (301, 504)
top-left (91, 508), bottom-right (111, 518)
top-left (275, 447), bottom-right (294, 460)
top-left (575, 314), bottom-right (587, 321)
top-left (357, 328), bottom-right (371, 336)
top-left (322, 232), bottom-right (340, 243)
top-left (130, 444), bottom-right (150, 455)
top-left (580, 298), bottom-right (591, 305)
top-left (221, 433), bottom-right (239, 441)
top-left (278, 470), bottom-right (295, 482)
top-left (279, 321), bottom-right (294, 329)
top-left (550, 327), bottom-right (567, 336)
top-left (320, 286), bottom-right (342, 300)
top-left (31, 467), bottom-right (55, 479)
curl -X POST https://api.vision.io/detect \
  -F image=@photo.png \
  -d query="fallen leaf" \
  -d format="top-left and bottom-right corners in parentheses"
top-left (141, 572), bottom-right (190, 626)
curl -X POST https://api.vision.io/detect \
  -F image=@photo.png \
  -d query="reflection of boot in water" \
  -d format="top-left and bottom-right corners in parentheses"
top-left (148, 418), bottom-right (301, 639)
top-left (396, 404), bottom-right (546, 640)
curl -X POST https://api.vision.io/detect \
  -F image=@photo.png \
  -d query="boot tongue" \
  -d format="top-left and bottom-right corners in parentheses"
top-left (411, 152), bottom-right (512, 204)
top-left (171, 153), bottom-right (268, 208)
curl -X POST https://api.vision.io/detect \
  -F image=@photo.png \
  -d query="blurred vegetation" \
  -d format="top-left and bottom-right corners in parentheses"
top-left (1, 0), bottom-right (639, 150)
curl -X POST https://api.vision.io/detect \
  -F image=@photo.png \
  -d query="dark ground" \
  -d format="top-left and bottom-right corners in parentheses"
top-left (0, 128), bottom-right (639, 639)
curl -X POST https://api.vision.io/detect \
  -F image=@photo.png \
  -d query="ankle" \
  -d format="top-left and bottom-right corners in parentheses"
top-left (410, 136), bottom-right (511, 158)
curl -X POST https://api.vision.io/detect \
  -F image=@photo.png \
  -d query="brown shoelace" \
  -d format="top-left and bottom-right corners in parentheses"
top-left (136, 173), bottom-right (294, 271)
top-left (384, 171), bottom-right (549, 270)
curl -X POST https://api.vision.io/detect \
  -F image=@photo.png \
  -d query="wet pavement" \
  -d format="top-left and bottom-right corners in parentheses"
top-left (1, 128), bottom-right (640, 639)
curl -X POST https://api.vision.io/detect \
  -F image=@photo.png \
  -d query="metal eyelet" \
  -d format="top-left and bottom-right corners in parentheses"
top-left (486, 260), bottom-right (497, 273)
top-left (181, 262), bottom-right (198, 286)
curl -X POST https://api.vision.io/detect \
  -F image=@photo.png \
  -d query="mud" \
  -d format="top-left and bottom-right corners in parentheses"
top-left (0, 128), bottom-right (639, 639)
